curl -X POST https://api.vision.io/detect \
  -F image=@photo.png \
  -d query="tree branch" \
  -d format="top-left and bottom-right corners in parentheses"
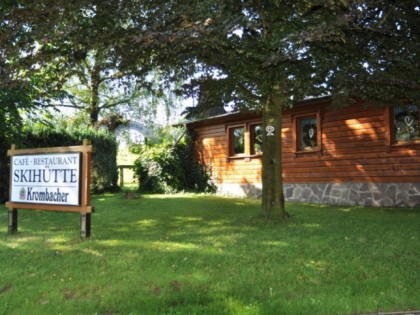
top-left (98, 97), bottom-right (136, 110)
top-left (43, 102), bottom-right (85, 110)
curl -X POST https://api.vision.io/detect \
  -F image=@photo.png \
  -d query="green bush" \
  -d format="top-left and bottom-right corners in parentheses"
top-left (0, 140), bottom-right (12, 203)
top-left (19, 125), bottom-right (119, 193)
top-left (0, 86), bottom-right (28, 203)
top-left (133, 132), bottom-right (216, 194)
top-left (0, 118), bottom-right (23, 203)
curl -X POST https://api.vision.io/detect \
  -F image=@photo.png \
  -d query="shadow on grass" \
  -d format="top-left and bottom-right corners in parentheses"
top-left (0, 194), bottom-right (419, 315)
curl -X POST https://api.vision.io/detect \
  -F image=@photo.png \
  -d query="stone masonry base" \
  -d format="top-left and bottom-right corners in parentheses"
top-left (217, 182), bottom-right (420, 207)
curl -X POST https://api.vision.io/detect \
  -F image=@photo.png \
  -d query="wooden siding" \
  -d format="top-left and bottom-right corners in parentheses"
top-left (194, 123), bottom-right (260, 184)
top-left (191, 100), bottom-right (420, 185)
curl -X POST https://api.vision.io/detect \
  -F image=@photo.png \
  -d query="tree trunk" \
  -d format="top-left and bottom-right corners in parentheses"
top-left (261, 92), bottom-right (289, 220)
top-left (89, 59), bottom-right (101, 126)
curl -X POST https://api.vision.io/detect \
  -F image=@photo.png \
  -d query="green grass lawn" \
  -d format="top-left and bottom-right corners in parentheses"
top-left (0, 192), bottom-right (419, 315)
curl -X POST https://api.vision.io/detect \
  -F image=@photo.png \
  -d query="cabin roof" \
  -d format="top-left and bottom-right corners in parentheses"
top-left (175, 95), bottom-right (332, 128)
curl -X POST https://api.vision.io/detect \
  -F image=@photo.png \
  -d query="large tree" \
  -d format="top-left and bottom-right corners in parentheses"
top-left (123, 0), bottom-right (419, 219)
top-left (0, 1), bottom-right (174, 126)
top-left (2, 1), bottom-right (419, 219)
top-left (54, 49), bottom-right (181, 127)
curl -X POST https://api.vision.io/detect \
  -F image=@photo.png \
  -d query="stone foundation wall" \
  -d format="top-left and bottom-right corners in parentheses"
top-left (217, 182), bottom-right (420, 207)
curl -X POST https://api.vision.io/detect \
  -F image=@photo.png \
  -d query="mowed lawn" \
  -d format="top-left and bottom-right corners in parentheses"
top-left (0, 192), bottom-right (419, 315)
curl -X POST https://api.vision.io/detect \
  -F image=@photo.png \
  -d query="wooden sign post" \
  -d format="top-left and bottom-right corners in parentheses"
top-left (5, 140), bottom-right (93, 238)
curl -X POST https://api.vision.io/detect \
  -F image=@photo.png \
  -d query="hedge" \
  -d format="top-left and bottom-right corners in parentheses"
top-left (0, 126), bottom-right (118, 203)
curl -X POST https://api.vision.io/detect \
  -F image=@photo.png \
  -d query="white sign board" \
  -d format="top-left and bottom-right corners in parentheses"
top-left (10, 153), bottom-right (81, 206)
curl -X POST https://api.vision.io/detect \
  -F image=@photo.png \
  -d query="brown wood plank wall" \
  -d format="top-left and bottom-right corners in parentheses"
top-left (192, 100), bottom-right (420, 185)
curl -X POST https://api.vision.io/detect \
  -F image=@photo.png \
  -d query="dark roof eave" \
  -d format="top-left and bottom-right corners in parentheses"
top-left (173, 95), bottom-right (332, 128)
top-left (174, 110), bottom-right (262, 128)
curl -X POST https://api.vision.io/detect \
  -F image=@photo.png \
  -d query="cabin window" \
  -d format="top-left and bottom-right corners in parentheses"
top-left (251, 124), bottom-right (263, 155)
top-left (229, 126), bottom-right (245, 156)
top-left (298, 117), bottom-right (318, 151)
top-left (227, 121), bottom-right (263, 158)
top-left (393, 104), bottom-right (420, 143)
top-left (292, 111), bottom-right (321, 156)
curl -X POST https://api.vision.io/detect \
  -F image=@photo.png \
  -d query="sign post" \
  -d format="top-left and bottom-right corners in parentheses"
top-left (5, 140), bottom-right (93, 238)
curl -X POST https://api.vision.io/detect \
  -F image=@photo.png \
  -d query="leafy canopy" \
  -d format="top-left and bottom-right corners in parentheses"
top-left (153, 0), bottom-right (420, 107)
top-left (2, 1), bottom-right (419, 106)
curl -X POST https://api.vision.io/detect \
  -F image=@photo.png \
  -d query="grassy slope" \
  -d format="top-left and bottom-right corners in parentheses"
top-left (0, 193), bottom-right (419, 315)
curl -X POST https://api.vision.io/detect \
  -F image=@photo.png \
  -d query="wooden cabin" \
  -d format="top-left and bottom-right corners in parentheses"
top-left (184, 97), bottom-right (420, 207)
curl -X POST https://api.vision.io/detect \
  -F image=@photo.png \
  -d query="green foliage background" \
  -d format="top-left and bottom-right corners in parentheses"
top-left (0, 125), bottom-right (118, 203)
top-left (0, 142), bottom-right (12, 203)
top-left (0, 85), bottom-right (37, 203)
top-left (133, 132), bottom-right (216, 194)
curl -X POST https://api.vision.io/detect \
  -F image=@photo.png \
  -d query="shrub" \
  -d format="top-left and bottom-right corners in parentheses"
top-left (134, 145), bottom-right (171, 193)
top-left (0, 90), bottom-right (26, 203)
top-left (133, 131), bottom-right (216, 194)
top-left (0, 140), bottom-right (12, 203)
